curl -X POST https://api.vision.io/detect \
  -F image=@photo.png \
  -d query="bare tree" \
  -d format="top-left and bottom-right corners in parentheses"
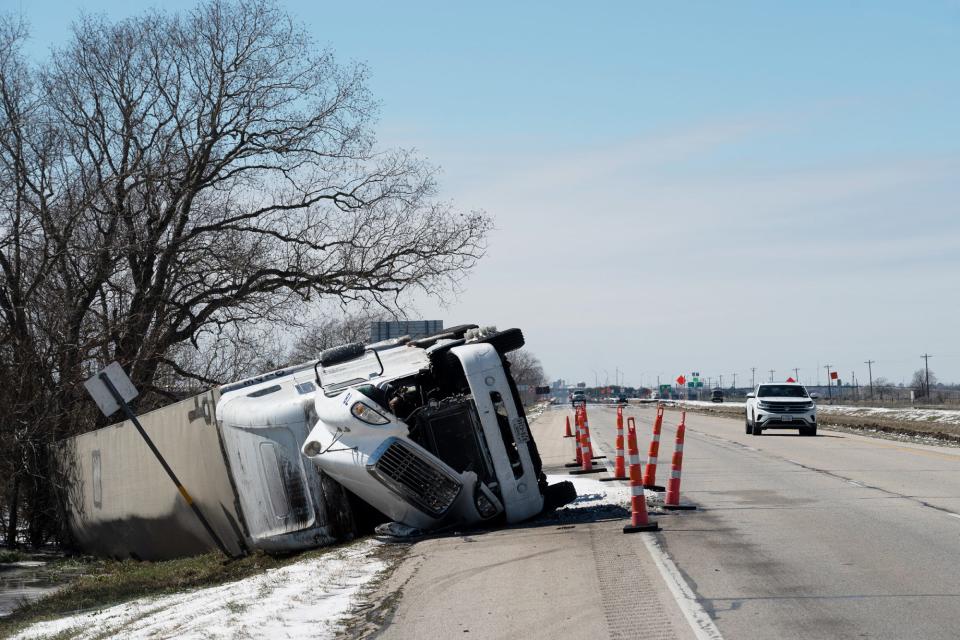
top-left (508, 349), bottom-right (547, 387)
top-left (911, 368), bottom-right (937, 398)
top-left (0, 1), bottom-right (491, 547)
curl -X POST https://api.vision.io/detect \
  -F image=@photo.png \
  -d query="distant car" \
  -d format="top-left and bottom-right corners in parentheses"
top-left (571, 391), bottom-right (586, 406)
top-left (710, 388), bottom-right (724, 403)
top-left (745, 382), bottom-right (818, 436)
top-left (617, 395), bottom-right (628, 404)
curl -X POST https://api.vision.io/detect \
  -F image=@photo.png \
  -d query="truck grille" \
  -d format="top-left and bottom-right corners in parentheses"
top-left (762, 402), bottom-right (814, 413)
top-left (368, 438), bottom-right (462, 517)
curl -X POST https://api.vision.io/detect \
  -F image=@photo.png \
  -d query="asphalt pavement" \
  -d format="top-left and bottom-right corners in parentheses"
top-left (585, 402), bottom-right (960, 640)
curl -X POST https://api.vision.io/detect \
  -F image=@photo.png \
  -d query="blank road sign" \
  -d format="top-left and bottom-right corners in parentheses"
top-left (84, 361), bottom-right (140, 417)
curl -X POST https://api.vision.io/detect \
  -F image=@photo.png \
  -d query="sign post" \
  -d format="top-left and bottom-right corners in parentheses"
top-left (84, 363), bottom-right (233, 558)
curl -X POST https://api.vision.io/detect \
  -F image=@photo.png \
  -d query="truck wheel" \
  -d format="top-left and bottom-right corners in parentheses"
top-left (745, 415), bottom-right (752, 434)
top-left (752, 421), bottom-right (763, 436)
top-left (319, 342), bottom-right (365, 367)
top-left (476, 328), bottom-right (525, 353)
top-left (543, 481), bottom-right (578, 512)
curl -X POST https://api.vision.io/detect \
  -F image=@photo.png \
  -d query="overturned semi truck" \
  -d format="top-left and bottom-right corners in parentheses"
top-left (60, 324), bottom-right (575, 560)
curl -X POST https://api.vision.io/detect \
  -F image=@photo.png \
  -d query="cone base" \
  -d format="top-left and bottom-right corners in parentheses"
top-left (599, 476), bottom-right (629, 482)
top-left (623, 522), bottom-right (660, 533)
top-left (643, 484), bottom-right (666, 491)
top-left (591, 455), bottom-right (607, 460)
top-left (568, 467), bottom-right (604, 475)
top-left (563, 435), bottom-right (576, 438)
top-left (663, 503), bottom-right (697, 511)
top-left (564, 462), bottom-right (583, 468)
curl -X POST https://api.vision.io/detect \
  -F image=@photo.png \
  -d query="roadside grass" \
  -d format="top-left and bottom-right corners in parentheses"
top-left (0, 543), bottom-right (354, 639)
top-left (0, 551), bottom-right (29, 564)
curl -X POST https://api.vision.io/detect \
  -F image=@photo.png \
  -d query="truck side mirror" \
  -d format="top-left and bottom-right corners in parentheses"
top-left (809, 392), bottom-right (819, 399)
top-left (746, 392), bottom-right (755, 398)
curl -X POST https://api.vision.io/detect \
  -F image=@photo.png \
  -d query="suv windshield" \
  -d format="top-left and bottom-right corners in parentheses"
top-left (758, 385), bottom-right (808, 398)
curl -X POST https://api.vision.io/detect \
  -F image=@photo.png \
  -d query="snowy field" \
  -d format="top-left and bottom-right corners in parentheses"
top-left (667, 399), bottom-right (960, 425)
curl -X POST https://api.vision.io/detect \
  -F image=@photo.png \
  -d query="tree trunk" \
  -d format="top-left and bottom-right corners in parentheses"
top-left (5, 473), bottom-right (19, 548)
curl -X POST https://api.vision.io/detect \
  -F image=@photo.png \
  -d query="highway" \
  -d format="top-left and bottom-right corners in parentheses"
top-left (583, 403), bottom-right (960, 639)
top-left (358, 403), bottom-right (960, 639)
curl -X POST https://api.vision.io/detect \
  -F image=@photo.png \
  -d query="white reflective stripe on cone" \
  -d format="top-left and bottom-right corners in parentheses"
top-left (616, 448), bottom-right (625, 457)
top-left (653, 434), bottom-right (660, 441)
top-left (647, 457), bottom-right (657, 465)
top-left (671, 470), bottom-right (682, 478)
top-left (629, 454), bottom-right (641, 465)
top-left (675, 443), bottom-right (684, 452)
top-left (631, 485), bottom-right (645, 496)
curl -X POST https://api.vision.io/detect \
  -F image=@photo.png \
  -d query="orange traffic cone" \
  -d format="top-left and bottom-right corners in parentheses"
top-left (564, 415), bottom-right (575, 438)
top-left (664, 411), bottom-right (696, 511)
top-left (600, 413), bottom-right (629, 482)
top-left (566, 408), bottom-right (584, 467)
top-left (623, 420), bottom-right (660, 533)
top-left (642, 404), bottom-right (666, 491)
top-left (570, 412), bottom-right (603, 475)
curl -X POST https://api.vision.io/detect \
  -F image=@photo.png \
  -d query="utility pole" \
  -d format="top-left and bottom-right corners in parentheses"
top-left (731, 373), bottom-right (737, 389)
top-left (719, 374), bottom-right (724, 389)
top-left (824, 364), bottom-right (833, 400)
top-left (921, 354), bottom-right (932, 398)
top-left (751, 367), bottom-right (756, 389)
top-left (793, 367), bottom-right (800, 382)
top-left (768, 369), bottom-right (775, 382)
top-left (864, 359), bottom-right (874, 398)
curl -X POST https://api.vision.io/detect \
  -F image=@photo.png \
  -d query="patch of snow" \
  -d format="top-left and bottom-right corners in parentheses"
top-left (13, 539), bottom-right (388, 640)
top-left (546, 474), bottom-right (661, 508)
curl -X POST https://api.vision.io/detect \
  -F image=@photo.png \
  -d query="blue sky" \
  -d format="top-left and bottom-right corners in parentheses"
top-left (11, 0), bottom-right (960, 387)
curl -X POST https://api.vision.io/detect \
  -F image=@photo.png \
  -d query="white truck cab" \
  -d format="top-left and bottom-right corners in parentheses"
top-left (301, 325), bottom-right (574, 532)
top-left (745, 382), bottom-right (818, 436)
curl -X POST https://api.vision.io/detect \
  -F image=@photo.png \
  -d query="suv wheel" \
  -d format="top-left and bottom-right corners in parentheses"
top-left (745, 415), bottom-right (753, 435)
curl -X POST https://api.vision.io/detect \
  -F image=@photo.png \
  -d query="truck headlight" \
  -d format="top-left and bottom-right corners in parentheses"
top-left (474, 487), bottom-right (498, 518)
top-left (351, 400), bottom-right (390, 425)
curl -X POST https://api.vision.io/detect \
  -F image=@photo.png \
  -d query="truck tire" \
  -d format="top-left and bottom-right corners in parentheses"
top-left (745, 416), bottom-right (753, 435)
top-left (477, 328), bottom-right (525, 353)
top-left (543, 481), bottom-right (578, 512)
top-left (319, 342), bottom-right (365, 367)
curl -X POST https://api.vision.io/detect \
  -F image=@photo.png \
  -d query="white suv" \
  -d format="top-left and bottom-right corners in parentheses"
top-left (745, 382), bottom-right (818, 436)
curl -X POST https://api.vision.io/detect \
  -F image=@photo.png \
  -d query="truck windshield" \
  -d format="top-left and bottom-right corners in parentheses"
top-left (758, 385), bottom-right (808, 398)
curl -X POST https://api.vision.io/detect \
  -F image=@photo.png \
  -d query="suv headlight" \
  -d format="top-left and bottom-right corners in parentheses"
top-left (351, 400), bottom-right (390, 425)
top-left (758, 401), bottom-right (774, 410)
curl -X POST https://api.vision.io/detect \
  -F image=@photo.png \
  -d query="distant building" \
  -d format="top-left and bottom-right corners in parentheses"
top-left (369, 320), bottom-right (443, 343)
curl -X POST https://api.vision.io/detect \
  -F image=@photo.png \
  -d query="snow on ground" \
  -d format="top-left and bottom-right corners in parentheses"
top-left (665, 399), bottom-right (960, 425)
top-left (546, 474), bottom-right (661, 509)
top-left (13, 539), bottom-right (388, 640)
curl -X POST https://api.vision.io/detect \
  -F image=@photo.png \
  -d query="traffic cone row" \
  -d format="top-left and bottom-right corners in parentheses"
top-left (623, 419), bottom-right (659, 533)
top-left (570, 407), bottom-right (603, 475)
top-left (664, 411), bottom-right (696, 511)
top-left (642, 404), bottom-right (666, 491)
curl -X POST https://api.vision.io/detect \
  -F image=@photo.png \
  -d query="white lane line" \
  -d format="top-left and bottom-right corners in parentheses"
top-left (642, 535), bottom-right (725, 640)
top-left (948, 513), bottom-right (960, 521)
top-left (847, 480), bottom-right (864, 487)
